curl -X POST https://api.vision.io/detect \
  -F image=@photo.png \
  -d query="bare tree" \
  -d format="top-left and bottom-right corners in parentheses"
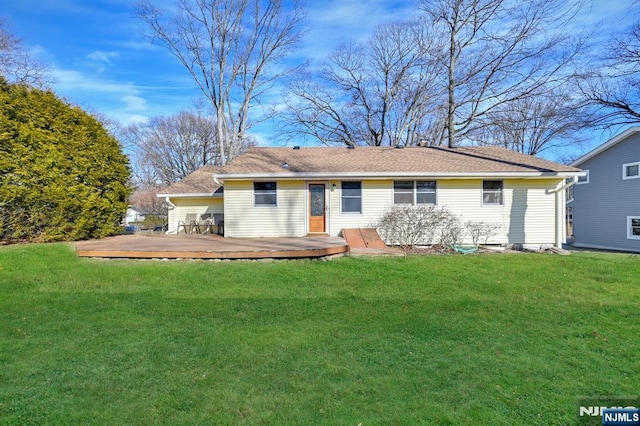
top-left (283, 20), bottom-right (443, 146)
top-left (419, 0), bottom-right (586, 147)
top-left (471, 87), bottom-right (588, 156)
top-left (125, 110), bottom-right (257, 187)
top-left (129, 187), bottom-right (167, 216)
top-left (125, 110), bottom-right (219, 186)
top-left (580, 20), bottom-right (640, 127)
top-left (135, 0), bottom-right (304, 165)
top-left (0, 17), bottom-right (50, 87)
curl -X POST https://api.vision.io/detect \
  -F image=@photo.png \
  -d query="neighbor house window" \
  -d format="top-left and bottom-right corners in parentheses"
top-left (342, 181), bottom-right (362, 213)
top-left (628, 217), bottom-right (640, 239)
top-left (394, 181), bottom-right (437, 205)
top-left (254, 182), bottom-right (277, 206)
top-left (577, 170), bottom-right (589, 184)
top-left (566, 178), bottom-right (574, 203)
top-left (482, 180), bottom-right (503, 205)
top-left (623, 162), bottom-right (640, 180)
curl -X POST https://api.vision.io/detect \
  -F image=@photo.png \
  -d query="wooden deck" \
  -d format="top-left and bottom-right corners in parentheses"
top-left (76, 234), bottom-right (350, 260)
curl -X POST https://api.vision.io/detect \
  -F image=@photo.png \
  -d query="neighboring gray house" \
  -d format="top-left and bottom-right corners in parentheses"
top-left (569, 127), bottom-right (640, 252)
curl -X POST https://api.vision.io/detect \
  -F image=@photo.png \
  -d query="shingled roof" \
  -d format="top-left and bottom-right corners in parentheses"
top-left (216, 146), bottom-right (581, 178)
top-left (159, 165), bottom-right (223, 196)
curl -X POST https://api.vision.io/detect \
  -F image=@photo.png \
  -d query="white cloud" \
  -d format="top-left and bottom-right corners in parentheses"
top-left (122, 95), bottom-right (148, 113)
top-left (53, 68), bottom-right (149, 125)
top-left (86, 50), bottom-right (120, 73)
top-left (87, 50), bottom-right (120, 64)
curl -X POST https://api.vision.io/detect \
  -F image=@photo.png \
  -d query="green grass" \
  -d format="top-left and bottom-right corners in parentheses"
top-left (0, 244), bottom-right (638, 425)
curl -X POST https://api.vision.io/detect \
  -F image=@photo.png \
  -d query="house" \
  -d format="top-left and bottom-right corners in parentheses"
top-left (159, 146), bottom-right (582, 248)
top-left (568, 127), bottom-right (640, 253)
top-left (124, 207), bottom-right (145, 225)
top-left (157, 165), bottom-right (224, 232)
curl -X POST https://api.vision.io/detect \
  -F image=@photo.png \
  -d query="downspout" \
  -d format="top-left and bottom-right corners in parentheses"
top-left (548, 176), bottom-right (578, 248)
top-left (213, 177), bottom-right (224, 237)
top-left (164, 196), bottom-right (177, 235)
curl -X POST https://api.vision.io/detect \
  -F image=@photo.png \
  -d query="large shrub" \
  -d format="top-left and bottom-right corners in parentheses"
top-left (0, 79), bottom-right (131, 242)
top-left (375, 205), bottom-right (502, 251)
top-left (375, 205), bottom-right (462, 250)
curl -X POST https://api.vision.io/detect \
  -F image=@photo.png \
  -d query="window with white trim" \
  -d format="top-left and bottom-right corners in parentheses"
top-left (254, 182), bottom-right (277, 206)
top-left (623, 162), bottom-right (640, 180)
top-left (628, 216), bottom-right (640, 239)
top-left (341, 181), bottom-right (362, 213)
top-left (393, 181), bottom-right (437, 205)
top-left (577, 170), bottom-right (589, 184)
top-left (482, 180), bottom-right (503, 205)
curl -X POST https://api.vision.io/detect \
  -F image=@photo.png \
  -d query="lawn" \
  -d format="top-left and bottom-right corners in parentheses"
top-left (0, 243), bottom-right (638, 425)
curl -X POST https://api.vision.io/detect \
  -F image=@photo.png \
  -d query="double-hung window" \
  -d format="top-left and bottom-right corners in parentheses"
top-left (394, 181), bottom-right (437, 205)
top-left (254, 182), bottom-right (277, 206)
top-left (628, 217), bottom-right (640, 240)
top-left (341, 181), bottom-right (362, 213)
top-left (623, 162), bottom-right (640, 180)
top-left (482, 180), bottom-right (503, 205)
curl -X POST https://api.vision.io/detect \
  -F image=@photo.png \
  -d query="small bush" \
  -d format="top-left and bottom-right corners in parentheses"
top-left (465, 221), bottom-right (502, 247)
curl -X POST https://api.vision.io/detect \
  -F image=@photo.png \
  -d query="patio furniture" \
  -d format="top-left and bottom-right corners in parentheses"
top-left (177, 214), bottom-right (200, 234)
top-left (201, 213), bottom-right (215, 234)
top-left (212, 213), bottom-right (224, 235)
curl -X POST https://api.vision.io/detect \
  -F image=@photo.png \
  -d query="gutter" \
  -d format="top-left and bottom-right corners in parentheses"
top-left (157, 193), bottom-right (222, 198)
top-left (164, 196), bottom-right (177, 235)
top-left (546, 176), bottom-right (579, 194)
top-left (546, 177), bottom-right (578, 249)
top-left (213, 171), bottom-right (584, 180)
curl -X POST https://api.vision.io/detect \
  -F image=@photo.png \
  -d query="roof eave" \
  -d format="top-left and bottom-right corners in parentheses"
top-left (214, 171), bottom-right (582, 180)
top-left (571, 126), bottom-right (640, 166)
top-left (157, 193), bottom-right (223, 198)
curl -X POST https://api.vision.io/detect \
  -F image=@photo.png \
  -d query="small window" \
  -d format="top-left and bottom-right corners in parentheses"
top-left (623, 162), bottom-right (640, 180)
top-left (628, 217), bottom-right (640, 240)
top-left (394, 181), bottom-right (437, 205)
top-left (482, 180), bottom-right (503, 205)
top-left (577, 170), bottom-right (589, 184)
top-left (254, 182), bottom-right (277, 206)
top-left (342, 181), bottom-right (362, 213)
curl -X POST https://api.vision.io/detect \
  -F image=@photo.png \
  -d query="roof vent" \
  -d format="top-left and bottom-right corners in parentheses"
top-left (293, 146), bottom-right (300, 150)
top-left (282, 162), bottom-right (289, 168)
top-left (418, 139), bottom-right (428, 147)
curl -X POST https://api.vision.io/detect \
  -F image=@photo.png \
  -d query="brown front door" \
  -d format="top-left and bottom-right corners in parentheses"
top-left (309, 184), bottom-right (326, 233)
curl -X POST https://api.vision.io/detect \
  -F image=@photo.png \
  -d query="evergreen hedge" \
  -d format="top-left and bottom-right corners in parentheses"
top-left (0, 79), bottom-right (131, 242)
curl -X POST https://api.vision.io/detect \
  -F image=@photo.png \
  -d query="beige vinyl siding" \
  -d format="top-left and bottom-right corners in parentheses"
top-left (219, 177), bottom-right (561, 244)
top-left (437, 179), bottom-right (560, 244)
top-left (329, 179), bottom-right (393, 236)
top-left (507, 179), bottom-right (560, 244)
top-left (324, 178), bottom-right (560, 245)
top-left (167, 197), bottom-right (223, 234)
top-left (224, 180), bottom-right (306, 237)
top-left (437, 179), bottom-right (509, 244)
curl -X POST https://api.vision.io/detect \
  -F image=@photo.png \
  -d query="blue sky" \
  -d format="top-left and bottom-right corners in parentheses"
top-left (2, 0), bottom-right (638, 154)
